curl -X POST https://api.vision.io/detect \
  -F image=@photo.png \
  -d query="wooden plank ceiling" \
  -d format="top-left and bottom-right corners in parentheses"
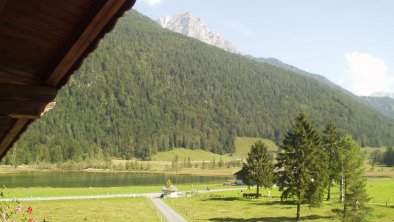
top-left (0, 0), bottom-right (136, 159)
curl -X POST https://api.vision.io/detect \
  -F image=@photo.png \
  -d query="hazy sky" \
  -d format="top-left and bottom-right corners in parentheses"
top-left (134, 0), bottom-right (394, 96)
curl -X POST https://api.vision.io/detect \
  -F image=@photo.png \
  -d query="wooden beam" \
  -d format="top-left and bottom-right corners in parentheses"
top-left (0, 0), bottom-right (7, 15)
top-left (0, 118), bottom-right (29, 158)
top-left (0, 70), bottom-right (38, 85)
top-left (0, 68), bottom-right (40, 86)
top-left (0, 100), bottom-right (56, 119)
top-left (0, 115), bottom-right (12, 137)
top-left (0, 83), bottom-right (57, 102)
top-left (7, 102), bottom-right (56, 119)
top-left (46, 0), bottom-right (127, 86)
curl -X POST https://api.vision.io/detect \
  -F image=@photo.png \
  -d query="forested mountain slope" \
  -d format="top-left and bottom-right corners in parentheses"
top-left (251, 56), bottom-right (394, 120)
top-left (361, 96), bottom-right (394, 119)
top-left (8, 10), bottom-right (394, 163)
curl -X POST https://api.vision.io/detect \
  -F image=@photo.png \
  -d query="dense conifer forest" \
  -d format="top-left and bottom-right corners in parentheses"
top-left (361, 96), bottom-right (394, 119)
top-left (6, 10), bottom-right (394, 164)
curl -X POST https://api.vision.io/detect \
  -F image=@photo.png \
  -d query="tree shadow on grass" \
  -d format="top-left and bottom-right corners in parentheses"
top-left (208, 215), bottom-right (334, 222)
top-left (202, 197), bottom-right (294, 208)
top-left (252, 200), bottom-right (294, 206)
top-left (250, 200), bottom-right (294, 209)
top-left (202, 197), bottom-right (241, 201)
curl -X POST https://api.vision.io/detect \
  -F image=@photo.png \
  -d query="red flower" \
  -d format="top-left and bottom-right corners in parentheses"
top-left (27, 206), bottom-right (33, 214)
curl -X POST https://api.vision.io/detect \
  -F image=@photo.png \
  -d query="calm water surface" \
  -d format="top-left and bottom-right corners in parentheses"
top-left (0, 171), bottom-right (232, 188)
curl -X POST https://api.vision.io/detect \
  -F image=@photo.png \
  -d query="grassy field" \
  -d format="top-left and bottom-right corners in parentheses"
top-left (1, 174), bottom-right (393, 221)
top-left (151, 148), bottom-right (233, 162)
top-left (148, 136), bottom-right (279, 163)
top-left (13, 198), bottom-right (161, 222)
top-left (361, 146), bottom-right (388, 155)
top-left (367, 179), bottom-right (394, 202)
top-left (1, 141), bottom-right (392, 221)
top-left (112, 146), bottom-right (244, 174)
top-left (166, 179), bottom-right (394, 222)
top-left (234, 137), bottom-right (278, 159)
top-left (1, 184), bottom-right (230, 221)
top-left (2, 179), bottom-right (393, 222)
top-left (2, 184), bottom-right (227, 198)
top-left (364, 162), bottom-right (394, 178)
top-left (148, 137), bottom-right (278, 162)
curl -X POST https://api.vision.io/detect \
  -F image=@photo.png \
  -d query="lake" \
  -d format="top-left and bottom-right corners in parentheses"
top-left (0, 171), bottom-right (232, 188)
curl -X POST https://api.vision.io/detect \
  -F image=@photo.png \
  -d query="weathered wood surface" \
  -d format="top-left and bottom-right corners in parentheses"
top-left (0, 0), bottom-right (136, 159)
top-left (0, 83), bottom-right (57, 102)
top-left (0, 118), bottom-right (29, 157)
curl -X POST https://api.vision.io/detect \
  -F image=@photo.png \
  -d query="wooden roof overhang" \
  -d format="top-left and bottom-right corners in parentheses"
top-left (0, 0), bottom-right (136, 159)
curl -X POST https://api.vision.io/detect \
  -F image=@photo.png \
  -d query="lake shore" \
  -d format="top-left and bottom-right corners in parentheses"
top-left (2, 163), bottom-right (394, 178)
top-left (0, 163), bottom-right (239, 176)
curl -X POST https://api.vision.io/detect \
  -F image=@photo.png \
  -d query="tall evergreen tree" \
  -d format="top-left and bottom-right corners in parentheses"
top-left (383, 147), bottom-right (394, 166)
top-left (322, 121), bottom-right (342, 201)
top-left (276, 113), bottom-right (328, 221)
top-left (241, 141), bottom-right (274, 198)
top-left (340, 135), bottom-right (370, 221)
top-left (369, 149), bottom-right (383, 165)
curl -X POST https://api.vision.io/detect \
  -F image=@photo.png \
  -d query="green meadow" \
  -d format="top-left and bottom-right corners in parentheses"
top-left (3, 178), bottom-right (393, 221)
top-left (12, 198), bottom-right (162, 222)
top-left (1, 137), bottom-right (393, 221)
top-left (4, 184), bottom-right (228, 198)
top-left (234, 137), bottom-right (278, 159)
top-left (151, 148), bottom-right (233, 162)
top-left (165, 179), bottom-right (394, 222)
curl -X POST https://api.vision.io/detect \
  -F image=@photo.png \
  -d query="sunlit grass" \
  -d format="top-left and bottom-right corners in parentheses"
top-left (2, 180), bottom-right (392, 221)
top-left (4, 183), bottom-right (232, 198)
top-left (19, 198), bottom-right (161, 222)
top-left (165, 179), bottom-right (394, 222)
top-left (151, 148), bottom-right (233, 161)
top-left (234, 137), bottom-right (278, 159)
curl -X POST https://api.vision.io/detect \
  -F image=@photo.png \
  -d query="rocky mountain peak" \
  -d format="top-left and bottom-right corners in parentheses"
top-left (158, 12), bottom-right (239, 54)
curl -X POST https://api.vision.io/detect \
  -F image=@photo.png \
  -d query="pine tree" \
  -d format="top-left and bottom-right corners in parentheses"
top-left (211, 158), bottom-right (216, 169)
top-left (322, 121), bottom-right (342, 201)
top-left (242, 141), bottom-right (274, 198)
top-left (276, 113), bottom-right (328, 221)
top-left (340, 135), bottom-right (370, 221)
top-left (383, 147), bottom-right (394, 166)
top-left (187, 156), bottom-right (192, 168)
top-left (218, 157), bottom-right (224, 168)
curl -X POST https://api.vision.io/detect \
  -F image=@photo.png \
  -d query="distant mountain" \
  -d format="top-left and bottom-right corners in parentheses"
top-left (251, 57), bottom-right (394, 120)
top-left (8, 10), bottom-right (394, 164)
top-left (253, 56), bottom-right (394, 119)
top-left (253, 57), bottom-right (332, 84)
top-left (361, 96), bottom-right (394, 119)
top-left (158, 12), bottom-right (239, 54)
top-left (370, 92), bottom-right (394, 99)
top-left (250, 56), bottom-right (357, 96)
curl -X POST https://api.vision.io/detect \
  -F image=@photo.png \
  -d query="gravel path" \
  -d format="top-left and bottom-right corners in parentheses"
top-left (149, 196), bottom-right (187, 222)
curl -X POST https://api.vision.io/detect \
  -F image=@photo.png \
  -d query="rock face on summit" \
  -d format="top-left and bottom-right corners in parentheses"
top-left (158, 12), bottom-right (239, 54)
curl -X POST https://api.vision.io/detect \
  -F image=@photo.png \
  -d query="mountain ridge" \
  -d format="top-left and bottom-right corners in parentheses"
top-left (361, 96), bottom-right (394, 119)
top-left (370, 92), bottom-right (394, 99)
